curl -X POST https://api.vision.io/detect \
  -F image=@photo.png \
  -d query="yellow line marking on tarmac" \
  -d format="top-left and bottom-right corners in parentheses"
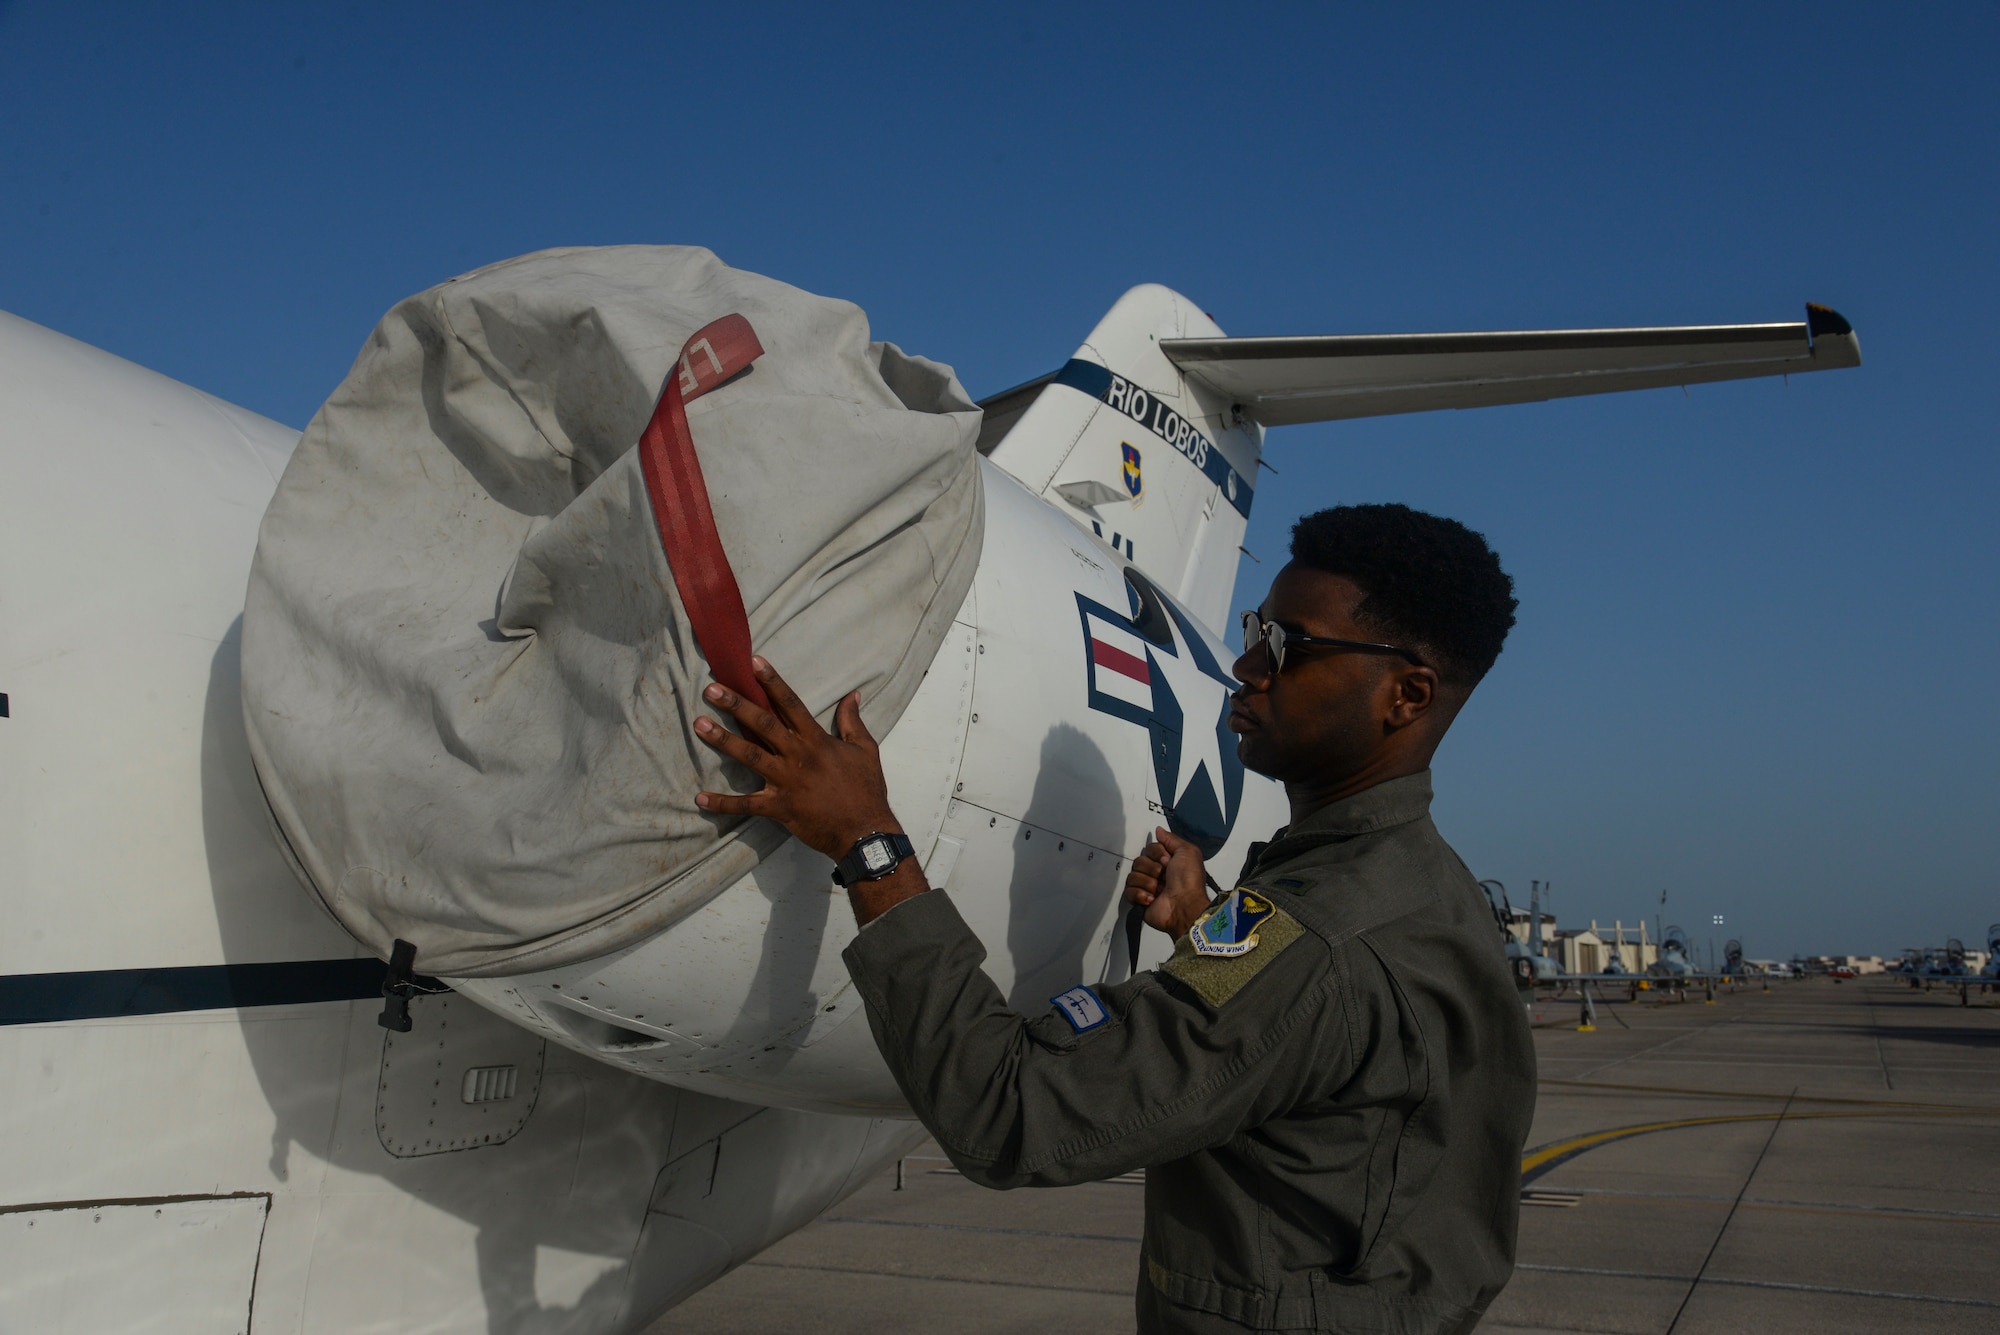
top-left (1564, 1192), bottom-right (2000, 1228)
top-left (1521, 1107), bottom-right (1989, 1179)
top-left (1537, 1077), bottom-right (2000, 1114)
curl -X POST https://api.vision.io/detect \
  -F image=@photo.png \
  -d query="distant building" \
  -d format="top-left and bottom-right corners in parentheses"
top-left (1588, 920), bottom-right (1658, 973)
top-left (1811, 955), bottom-right (1894, 974)
top-left (1503, 908), bottom-right (1555, 951)
top-left (1553, 928), bottom-right (1605, 975)
top-left (1500, 907), bottom-right (1666, 974)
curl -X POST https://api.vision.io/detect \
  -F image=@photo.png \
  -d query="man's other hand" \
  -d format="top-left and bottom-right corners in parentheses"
top-left (1123, 827), bottom-right (1210, 940)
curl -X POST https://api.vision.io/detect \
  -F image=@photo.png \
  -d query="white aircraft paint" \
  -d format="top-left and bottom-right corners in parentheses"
top-left (0, 284), bottom-right (1858, 1331)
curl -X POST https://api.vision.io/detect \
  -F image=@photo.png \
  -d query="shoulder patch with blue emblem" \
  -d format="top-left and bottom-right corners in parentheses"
top-left (1050, 985), bottom-right (1109, 1033)
top-left (1188, 888), bottom-right (1278, 957)
top-left (1162, 887), bottom-right (1305, 1007)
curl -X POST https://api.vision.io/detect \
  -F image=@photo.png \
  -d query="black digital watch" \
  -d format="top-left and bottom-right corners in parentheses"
top-left (831, 831), bottom-right (916, 888)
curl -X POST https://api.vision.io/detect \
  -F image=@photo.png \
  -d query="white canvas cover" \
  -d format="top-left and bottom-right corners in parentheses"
top-left (242, 246), bottom-right (983, 977)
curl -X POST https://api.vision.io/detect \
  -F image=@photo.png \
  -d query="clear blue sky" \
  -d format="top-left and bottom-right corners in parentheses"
top-left (3, 3), bottom-right (1993, 959)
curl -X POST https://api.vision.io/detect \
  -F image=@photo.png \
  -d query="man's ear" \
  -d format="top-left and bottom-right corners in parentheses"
top-left (1385, 665), bottom-right (1441, 730)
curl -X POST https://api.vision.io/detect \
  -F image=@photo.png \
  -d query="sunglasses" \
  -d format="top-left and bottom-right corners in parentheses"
top-left (1240, 611), bottom-right (1425, 675)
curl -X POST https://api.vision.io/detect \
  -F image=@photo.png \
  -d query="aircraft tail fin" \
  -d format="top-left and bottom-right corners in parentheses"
top-left (980, 285), bottom-right (1261, 633)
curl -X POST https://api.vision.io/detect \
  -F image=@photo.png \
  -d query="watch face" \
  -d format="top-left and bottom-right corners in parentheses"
top-left (861, 838), bottom-right (893, 872)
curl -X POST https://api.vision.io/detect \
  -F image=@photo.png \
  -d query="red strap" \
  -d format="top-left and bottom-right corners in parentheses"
top-left (636, 314), bottom-right (770, 709)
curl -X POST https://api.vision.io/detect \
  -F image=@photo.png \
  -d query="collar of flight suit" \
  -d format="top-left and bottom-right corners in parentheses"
top-left (1236, 771), bottom-right (1442, 943)
top-left (1249, 770), bottom-right (1434, 869)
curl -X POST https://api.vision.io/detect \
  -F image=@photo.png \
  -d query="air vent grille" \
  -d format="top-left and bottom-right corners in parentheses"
top-left (460, 1065), bottom-right (518, 1105)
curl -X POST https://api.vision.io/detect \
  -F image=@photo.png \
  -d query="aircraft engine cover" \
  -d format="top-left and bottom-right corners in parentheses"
top-left (242, 246), bottom-right (984, 977)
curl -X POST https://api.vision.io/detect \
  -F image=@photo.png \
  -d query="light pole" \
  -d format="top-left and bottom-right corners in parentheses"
top-left (1656, 889), bottom-right (1666, 971)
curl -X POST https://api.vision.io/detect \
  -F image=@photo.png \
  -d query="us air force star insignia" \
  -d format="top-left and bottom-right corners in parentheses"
top-left (1146, 604), bottom-right (1237, 825)
top-left (1074, 585), bottom-right (1245, 851)
top-left (1189, 888), bottom-right (1276, 958)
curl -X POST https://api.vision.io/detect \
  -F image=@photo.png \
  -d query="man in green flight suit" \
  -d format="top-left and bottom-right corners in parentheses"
top-left (691, 503), bottom-right (1537, 1334)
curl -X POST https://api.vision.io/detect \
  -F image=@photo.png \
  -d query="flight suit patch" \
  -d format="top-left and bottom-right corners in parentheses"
top-left (1050, 985), bottom-right (1109, 1032)
top-left (1188, 888), bottom-right (1277, 957)
top-left (1162, 889), bottom-right (1304, 1007)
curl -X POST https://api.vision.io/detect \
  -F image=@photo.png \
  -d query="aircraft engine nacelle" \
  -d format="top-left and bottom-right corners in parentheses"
top-left (450, 461), bottom-right (1286, 1115)
top-left (0, 266), bottom-right (1286, 1125)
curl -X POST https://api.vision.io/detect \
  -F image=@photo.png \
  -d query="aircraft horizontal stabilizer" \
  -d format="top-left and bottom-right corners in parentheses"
top-left (1161, 304), bottom-right (1860, 427)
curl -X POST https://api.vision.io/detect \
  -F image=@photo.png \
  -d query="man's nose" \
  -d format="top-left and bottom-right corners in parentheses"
top-left (1231, 647), bottom-right (1268, 689)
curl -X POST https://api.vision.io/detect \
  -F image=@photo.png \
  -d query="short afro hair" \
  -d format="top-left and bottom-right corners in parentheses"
top-left (1288, 503), bottom-right (1517, 686)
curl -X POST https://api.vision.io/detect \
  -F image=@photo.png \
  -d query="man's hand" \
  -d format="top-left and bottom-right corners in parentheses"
top-left (1123, 827), bottom-right (1211, 940)
top-left (693, 658), bottom-right (926, 924)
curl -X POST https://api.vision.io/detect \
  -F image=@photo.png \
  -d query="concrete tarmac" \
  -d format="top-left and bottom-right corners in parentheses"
top-left (645, 977), bottom-right (2000, 1334)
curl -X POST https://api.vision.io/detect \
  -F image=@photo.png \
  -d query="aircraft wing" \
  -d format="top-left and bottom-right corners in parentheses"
top-left (1161, 304), bottom-right (1861, 427)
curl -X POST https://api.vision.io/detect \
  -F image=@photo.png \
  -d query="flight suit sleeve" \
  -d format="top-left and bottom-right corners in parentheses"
top-left (840, 889), bottom-right (1352, 1189)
